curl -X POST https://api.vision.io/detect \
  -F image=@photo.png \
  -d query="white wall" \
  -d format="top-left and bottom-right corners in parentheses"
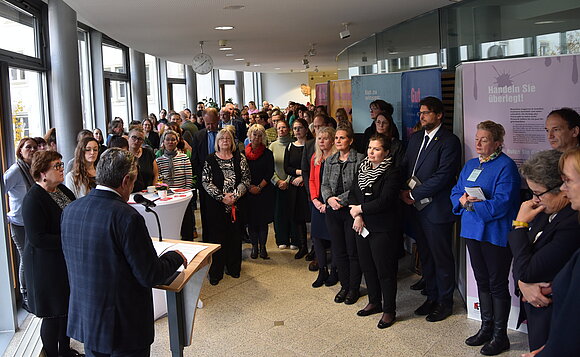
top-left (261, 72), bottom-right (309, 108)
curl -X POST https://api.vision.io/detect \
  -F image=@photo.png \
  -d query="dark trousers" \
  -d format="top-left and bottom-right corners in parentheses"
top-left (180, 200), bottom-right (194, 241)
top-left (40, 316), bottom-right (70, 357)
top-left (465, 238), bottom-right (512, 300)
top-left (207, 216), bottom-right (242, 281)
top-left (87, 347), bottom-right (150, 357)
top-left (312, 236), bottom-right (330, 268)
top-left (248, 224), bottom-right (268, 246)
top-left (199, 189), bottom-right (209, 242)
top-left (10, 224), bottom-right (26, 293)
top-left (523, 301), bottom-right (552, 351)
top-left (356, 231), bottom-right (399, 313)
top-left (273, 188), bottom-right (299, 246)
top-left (325, 208), bottom-right (361, 290)
top-left (414, 212), bottom-right (455, 305)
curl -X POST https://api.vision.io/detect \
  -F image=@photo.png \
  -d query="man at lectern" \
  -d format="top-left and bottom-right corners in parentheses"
top-left (61, 148), bottom-right (187, 357)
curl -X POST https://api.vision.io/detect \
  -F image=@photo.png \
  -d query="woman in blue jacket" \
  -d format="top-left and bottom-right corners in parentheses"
top-left (451, 121), bottom-right (521, 356)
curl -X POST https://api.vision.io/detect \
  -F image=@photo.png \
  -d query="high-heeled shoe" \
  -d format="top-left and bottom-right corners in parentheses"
top-left (377, 312), bottom-right (396, 329)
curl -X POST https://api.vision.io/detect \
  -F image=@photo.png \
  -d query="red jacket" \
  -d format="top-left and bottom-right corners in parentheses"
top-left (309, 154), bottom-right (323, 201)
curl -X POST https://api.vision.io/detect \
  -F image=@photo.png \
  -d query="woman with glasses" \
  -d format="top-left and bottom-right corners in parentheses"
top-left (156, 130), bottom-right (194, 240)
top-left (22, 150), bottom-right (80, 357)
top-left (65, 137), bottom-right (99, 198)
top-left (508, 150), bottom-right (580, 353)
top-left (4, 137), bottom-right (38, 310)
top-left (128, 127), bottom-right (158, 192)
top-left (284, 118), bottom-right (313, 259)
top-left (451, 121), bottom-right (521, 356)
top-left (142, 118), bottom-right (160, 150)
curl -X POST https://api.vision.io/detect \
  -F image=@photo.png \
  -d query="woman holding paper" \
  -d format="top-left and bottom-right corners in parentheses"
top-left (349, 133), bottom-right (401, 329)
top-left (450, 121), bottom-right (520, 356)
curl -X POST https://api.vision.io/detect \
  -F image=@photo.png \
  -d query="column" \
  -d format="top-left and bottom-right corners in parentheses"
top-left (159, 60), bottom-right (169, 110)
top-left (234, 71), bottom-right (244, 106)
top-left (130, 49), bottom-right (148, 121)
top-left (90, 30), bottom-right (107, 133)
top-left (48, 0), bottom-right (83, 164)
top-left (185, 66), bottom-right (198, 109)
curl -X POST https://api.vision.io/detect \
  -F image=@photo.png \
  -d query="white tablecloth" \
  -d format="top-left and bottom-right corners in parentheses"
top-left (128, 191), bottom-right (193, 240)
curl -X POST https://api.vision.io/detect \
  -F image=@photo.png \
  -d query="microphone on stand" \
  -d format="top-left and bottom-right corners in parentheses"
top-left (134, 194), bottom-right (163, 241)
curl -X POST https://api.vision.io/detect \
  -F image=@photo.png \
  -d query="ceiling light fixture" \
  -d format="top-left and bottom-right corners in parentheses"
top-left (534, 20), bottom-right (564, 25)
top-left (234, 58), bottom-right (245, 61)
top-left (215, 26), bottom-right (235, 30)
top-left (225, 53), bottom-right (235, 57)
top-left (274, 67), bottom-right (281, 70)
top-left (309, 43), bottom-right (317, 56)
top-left (224, 5), bottom-right (245, 10)
top-left (219, 47), bottom-right (232, 51)
top-left (340, 22), bottom-right (351, 39)
top-left (253, 64), bottom-right (261, 67)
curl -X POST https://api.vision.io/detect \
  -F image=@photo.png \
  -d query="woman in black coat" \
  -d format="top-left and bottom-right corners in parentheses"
top-left (22, 150), bottom-right (80, 357)
top-left (245, 124), bottom-right (275, 259)
top-left (508, 150), bottom-right (580, 352)
top-left (349, 133), bottom-right (401, 329)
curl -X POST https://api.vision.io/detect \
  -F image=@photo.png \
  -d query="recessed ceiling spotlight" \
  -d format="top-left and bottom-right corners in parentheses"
top-left (225, 53), bottom-right (235, 57)
top-left (215, 26), bottom-right (235, 30)
top-left (274, 67), bottom-right (281, 70)
top-left (253, 64), bottom-right (261, 67)
top-left (234, 58), bottom-right (245, 61)
top-left (300, 70), bottom-right (306, 72)
top-left (534, 20), bottom-right (564, 25)
top-left (219, 47), bottom-right (233, 51)
top-left (224, 5), bottom-right (245, 10)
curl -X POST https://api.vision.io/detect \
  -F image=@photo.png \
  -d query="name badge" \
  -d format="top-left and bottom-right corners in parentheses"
top-left (467, 168), bottom-right (482, 182)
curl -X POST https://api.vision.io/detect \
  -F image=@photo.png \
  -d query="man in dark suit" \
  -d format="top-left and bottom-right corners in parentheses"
top-left (400, 96), bottom-right (461, 322)
top-left (191, 108), bottom-right (220, 242)
top-left (61, 148), bottom-right (186, 357)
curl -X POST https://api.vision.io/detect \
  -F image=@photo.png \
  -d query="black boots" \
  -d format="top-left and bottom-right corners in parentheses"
top-left (259, 243), bottom-right (270, 259)
top-left (312, 267), bottom-right (329, 288)
top-left (324, 266), bottom-right (339, 286)
top-left (466, 291), bottom-right (494, 346)
top-left (251, 245), bottom-right (259, 259)
top-left (294, 244), bottom-right (308, 259)
top-left (480, 297), bottom-right (511, 356)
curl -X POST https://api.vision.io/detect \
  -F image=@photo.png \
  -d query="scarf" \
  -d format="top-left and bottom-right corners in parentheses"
top-left (17, 159), bottom-right (34, 189)
top-left (162, 149), bottom-right (178, 184)
top-left (245, 143), bottom-right (265, 160)
top-left (276, 135), bottom-right (294, 146)
top-left (358, 156), bottom-right (392, 191)
top-left (479, 147), bottom-right (502, 164)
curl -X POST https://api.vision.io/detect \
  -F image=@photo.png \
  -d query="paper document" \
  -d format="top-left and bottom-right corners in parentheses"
top-left (465, 186), bottom-right (486, 201)
top-left (152, 241), bottom-right (208, 271)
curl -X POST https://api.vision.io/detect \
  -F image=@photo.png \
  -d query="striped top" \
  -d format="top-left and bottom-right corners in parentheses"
top-left (155, 152), bottom-right (193, 189)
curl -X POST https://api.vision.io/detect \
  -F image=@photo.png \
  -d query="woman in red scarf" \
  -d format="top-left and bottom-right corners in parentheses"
top-left (245, 124), bottom-right (275, 259)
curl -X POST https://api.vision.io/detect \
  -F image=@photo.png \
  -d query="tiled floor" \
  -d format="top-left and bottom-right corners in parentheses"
top-left (147, 232), bottom-right (530, 357)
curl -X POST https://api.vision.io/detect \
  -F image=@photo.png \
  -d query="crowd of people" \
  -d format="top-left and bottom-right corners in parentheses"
top-left (3, 97), bottom-right (580, 356)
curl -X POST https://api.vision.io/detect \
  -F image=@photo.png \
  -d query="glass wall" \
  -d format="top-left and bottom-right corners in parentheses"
top-left (9, 68), bottom-right (46, 144)
top-left (337, 0), bottom-right (580, 78)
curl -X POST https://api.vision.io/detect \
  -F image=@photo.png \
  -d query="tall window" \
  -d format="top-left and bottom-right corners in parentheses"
top-left (167, 61), bottom-right (185, 111)
top-left (145, 54), bottom-right (160, 115)
top-left (0, 0), bottom-right (37, 58)
top-left (102, 39), bottom-right (130, 127)
top-left (78, 28), bottom-right (94, 129)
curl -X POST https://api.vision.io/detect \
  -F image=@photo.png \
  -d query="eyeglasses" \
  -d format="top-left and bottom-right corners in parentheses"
top-left (52, 162), bottom-right (65, 170)
top-left (529, 185), bottom-right (559, 200)
top-left (130, 136), bottom-right (144, 142)
top-left (84, 147), bottom-right (99, 152)
top-left (293, 126), bottom-right (305, 131)
top-left (417, 111), bottom-right (434, 117)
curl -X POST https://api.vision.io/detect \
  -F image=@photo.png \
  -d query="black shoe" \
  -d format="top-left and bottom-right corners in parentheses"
top-left (480, 334), bottom-right (510, 356)
top-left (344, 289), bottom-right (360, 305)
top-left (312, 268), bottom-right (329, 288)
top-left (209, 279), bottom-right (220, 285)
top-left (324, 267), bottom-right (339, 287)
top-left (334, 287), bottom-right (348, 303)
top-left (414, 299), bottom-right (437, 316)
top-left (377, 313), bottom-right (396, 329)
top-left (251, 245), bottom-right (258, 259)
top-left (294, 245), bottom-right (308, 259)
top-left (410, 277), bottom-right (426, 290)
top-left (426, 303), bottom-right (453, 322)
top-left (421, 288), bottom-right (427, 296)
top-left (225, 271), bottom-right (240, 278)
top-left (305, 248), bottom-right (315, 261)
top-left (60, 348), bottom-right (85, 357)
top-left (357, 304), bottom-right (382, 316)
top-left (308, 259), bottom-right (319, 271)
top-left (259, 245), bottom-right (270, 259)
top-left (466, 322), bottom-right (493, 346)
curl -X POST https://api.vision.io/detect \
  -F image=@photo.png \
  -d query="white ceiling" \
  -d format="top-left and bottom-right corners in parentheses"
top-left (64, 0), bottom-right (452, 73)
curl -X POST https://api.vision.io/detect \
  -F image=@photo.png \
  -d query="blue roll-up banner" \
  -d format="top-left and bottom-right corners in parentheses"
top-left (401, 68), bottom-right (442, 142)
top-left (351, 73), bottom-right (402, 134)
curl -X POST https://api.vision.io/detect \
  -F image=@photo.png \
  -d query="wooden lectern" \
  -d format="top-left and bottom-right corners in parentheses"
top-left (154, 239), bottom-right (220, 357)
